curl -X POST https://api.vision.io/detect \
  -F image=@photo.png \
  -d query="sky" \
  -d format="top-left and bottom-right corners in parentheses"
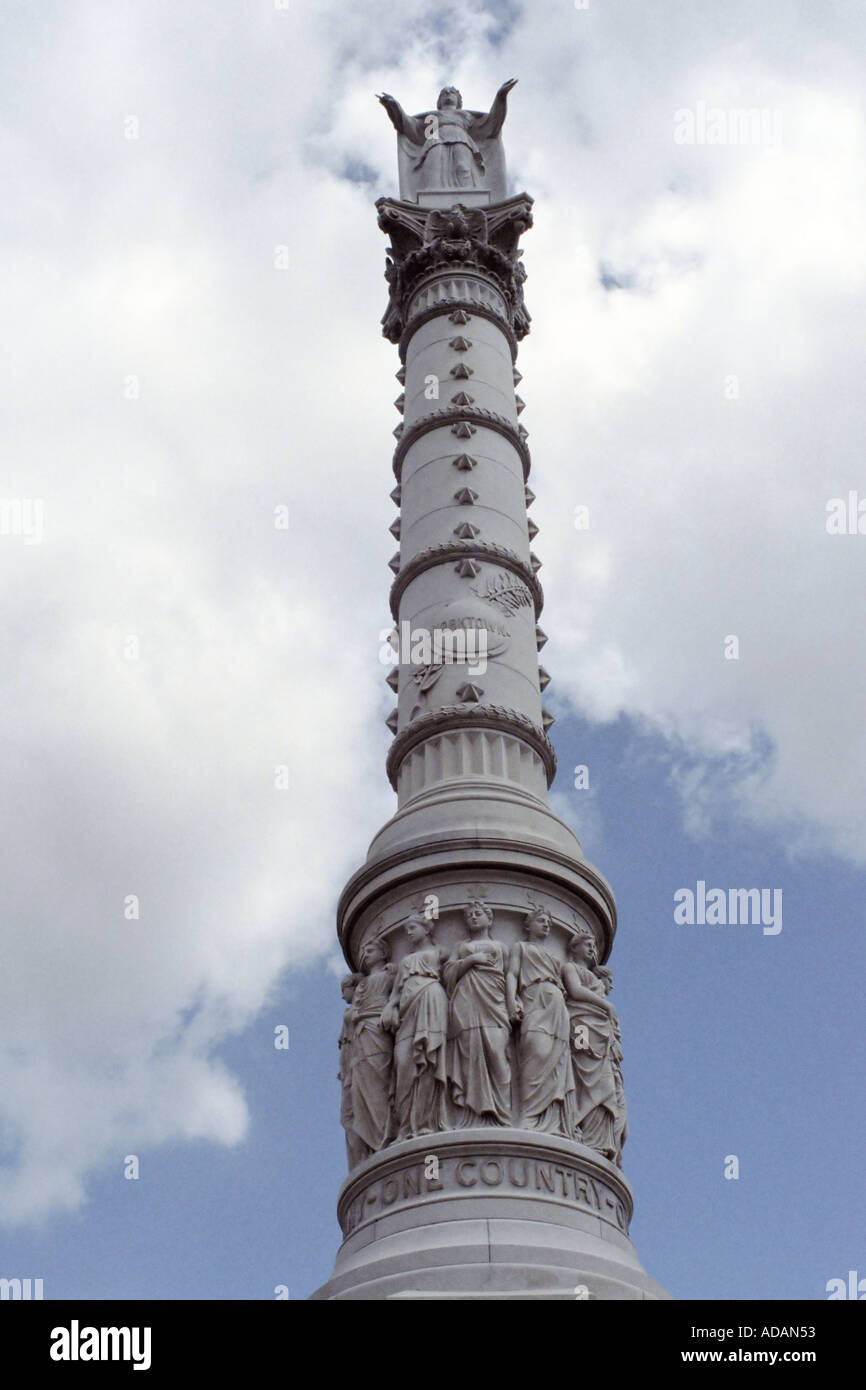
top-left (0, 0), bottom-right (864, 1301)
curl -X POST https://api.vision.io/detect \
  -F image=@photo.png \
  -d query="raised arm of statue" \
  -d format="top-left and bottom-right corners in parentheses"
top-left (376, 92), bottom-right (425, 145)
top-left (471, 78), bottom-right (518, 141)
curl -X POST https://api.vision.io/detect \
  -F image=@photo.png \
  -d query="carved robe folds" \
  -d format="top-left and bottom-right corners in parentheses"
top-left (350, 967), bottom-right (395, 1155)
top-left (412, 112), bottom-right (484, 190)
top-left (391, 948), bottom-right (449, 1140)
top-left (564, 967), bottom-right (628, 1165)
top-left (511, 941), bottom-right (576, 1136)
top-left (444, 939), bottom-right (511, 1126)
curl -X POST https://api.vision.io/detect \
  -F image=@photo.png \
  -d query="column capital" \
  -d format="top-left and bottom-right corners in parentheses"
top-left (377, 194), bottom-right (534, 345)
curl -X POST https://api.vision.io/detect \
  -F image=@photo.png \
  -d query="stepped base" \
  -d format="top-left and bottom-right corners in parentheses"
top-left (310, 1130), bottom-right (670, 1301)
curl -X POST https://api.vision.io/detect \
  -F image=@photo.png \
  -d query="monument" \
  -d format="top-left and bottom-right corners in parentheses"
top-left (311, 81), bottom-right (669, 1300)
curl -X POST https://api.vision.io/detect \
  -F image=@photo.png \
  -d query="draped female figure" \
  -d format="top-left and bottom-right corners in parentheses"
top-left (382, 914), bottom-right (449, 1140)
top-left (348, 939), bottom-right (396, 1158)
top-left (443, 899), bottom-right (511, 1126)
top-left (562, 930), bottom-right (628, 1165)
top-left (506, 907), bottom-right (576, 1136)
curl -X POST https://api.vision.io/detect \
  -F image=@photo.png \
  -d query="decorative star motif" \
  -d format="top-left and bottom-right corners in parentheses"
top-left (385, 709), bottom-right (399, 732)
top-left (529, 552), bottom-right (542, 573)
top-left (536, 625), bottom-right (548, 650)
top-left (450, 363), bottom-right (473, 379)
top-left (449, 336), bottom-right (472, 351)
top-left (515, 396), bottom-right (525, 414)
top-left (390, 484), bottom-right (401, 505)
top-left (395, 366), bottom-right (406, 384)
top-left (393, 423), bottom-right (403, 439)
top-left (389, 518), bottom-right (401, 539)
top-left (538, 667), bottom-right (551, 691)
top-left (451, 391), bottom-right (475, 407)
top-left (524, 485), bottom-right (536, 506)
top-left (513, 368), bottom-right (523, 385)
top-left (541, 708), bottom-right (555, 730)
top-left (527, 518), bottom-right (539, 540)
top-left (451, 421), bottom-right (476, 438)
top-left (455, 682), bottom-right (484, 702)
top-left (449, 309), bottom-right (471, 324)
top-left (388, 552), bottom-right (401, 574)
top-left (453, 487), bottom-right (478, 504)
top-left (453, 521), bottom-right (480, 539)
top-left (394, 393), bottom-right (405, 413)
top-left (386, 667), bottom-right (399, 692)
top-left (452, 454), bottom-right (477, 471)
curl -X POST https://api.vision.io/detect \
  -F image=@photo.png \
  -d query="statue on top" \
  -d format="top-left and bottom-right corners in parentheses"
top-left (376, 79), bottom-right (517, 202)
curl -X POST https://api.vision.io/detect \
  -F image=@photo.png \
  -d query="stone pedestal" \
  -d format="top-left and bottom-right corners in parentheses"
top-left (312, 1131), bottom-right (669, 1300)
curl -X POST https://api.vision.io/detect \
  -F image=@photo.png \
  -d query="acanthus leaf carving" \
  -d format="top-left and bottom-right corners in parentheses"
top-left (376, 195), bottom-right (533, 345)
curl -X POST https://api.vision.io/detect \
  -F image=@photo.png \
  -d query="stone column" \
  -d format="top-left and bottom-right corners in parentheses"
top-left (311, 147), bottom-right (669, 1301)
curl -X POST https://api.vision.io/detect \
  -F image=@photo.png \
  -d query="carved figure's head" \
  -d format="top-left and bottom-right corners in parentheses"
top-left (524, 905), bottom-right (552, 941)
top-left (437, 86), bottom-right (462, 110)
top-left (568, 928), bottom-right (597, 969)
top-left (340, 973), bottom-right (361, 1002)
top-left (360, 937), bottom-right (389, 971)
top-left (404, 911), bottom-right (435, 947)
top-left (464, 898), bottom-right (494, 932)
